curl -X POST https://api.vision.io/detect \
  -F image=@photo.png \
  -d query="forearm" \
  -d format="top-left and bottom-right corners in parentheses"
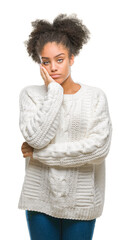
top-left (33, 88), bottom-right (113, 167)
top-left (33, 121), bottom-right (112, 167)
top-left (19, 82), bottom-right (63, 149)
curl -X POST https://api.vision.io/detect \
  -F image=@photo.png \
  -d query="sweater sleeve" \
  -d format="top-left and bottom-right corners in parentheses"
top-left (19, 81), bottom-right (63, 149)
top-left (33, 89), bottom-right (113, 167)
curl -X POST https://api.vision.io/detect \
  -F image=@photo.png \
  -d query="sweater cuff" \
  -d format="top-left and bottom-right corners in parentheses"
top-left (48, 81), bottom-right (63, 92)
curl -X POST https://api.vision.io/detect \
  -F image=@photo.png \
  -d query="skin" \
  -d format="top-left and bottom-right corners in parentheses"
top-left (40, 42), bottom-right (81, 93)
top-left (21, 142), bottom-right (33, 158)
top-left (21, 41), bottom-right (81, 158)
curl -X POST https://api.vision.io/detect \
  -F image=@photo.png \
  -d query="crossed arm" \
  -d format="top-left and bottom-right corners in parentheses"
top-left (21, 89), bottom-right (112, 168)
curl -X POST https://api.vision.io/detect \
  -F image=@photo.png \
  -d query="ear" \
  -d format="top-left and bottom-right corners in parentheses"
top-left (69, 54), bottom-right (74, 66)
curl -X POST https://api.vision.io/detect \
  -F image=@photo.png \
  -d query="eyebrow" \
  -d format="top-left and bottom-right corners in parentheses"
top-left (41, 53), bottom-right (65, 59)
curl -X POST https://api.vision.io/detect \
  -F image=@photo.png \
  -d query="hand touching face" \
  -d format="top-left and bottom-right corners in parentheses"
top-left (40, 64), bottom-right (55, 87)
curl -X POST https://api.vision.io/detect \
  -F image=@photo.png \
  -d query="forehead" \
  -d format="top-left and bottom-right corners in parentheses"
top-left (40, 42), bottom-right (69, 58)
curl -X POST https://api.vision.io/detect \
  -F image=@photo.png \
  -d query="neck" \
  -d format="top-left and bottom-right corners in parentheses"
top-left (61, 74), bottom-right (79, 94)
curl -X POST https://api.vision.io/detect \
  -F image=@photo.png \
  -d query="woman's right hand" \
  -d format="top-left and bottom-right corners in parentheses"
top-left (40, 64), bottom-right (55, 87)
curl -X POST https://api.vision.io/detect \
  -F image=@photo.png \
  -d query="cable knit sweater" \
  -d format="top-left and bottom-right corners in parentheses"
top-left (18, 81), bottom-right (113, 220)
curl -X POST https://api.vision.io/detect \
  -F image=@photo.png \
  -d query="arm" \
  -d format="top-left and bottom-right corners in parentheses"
top-left (19, 81), bottom-right (63, 149)
top-left (33, 89), bottom-right (113, 167)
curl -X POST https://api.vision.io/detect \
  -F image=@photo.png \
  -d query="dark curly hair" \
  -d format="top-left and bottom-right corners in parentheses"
top-left (24, 13), bottom-right (91, 64)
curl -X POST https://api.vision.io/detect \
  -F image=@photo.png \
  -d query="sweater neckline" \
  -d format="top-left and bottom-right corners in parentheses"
top-left (63, 82), bottom-right (84, 101)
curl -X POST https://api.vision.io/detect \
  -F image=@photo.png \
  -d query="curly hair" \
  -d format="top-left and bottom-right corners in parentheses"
top-left (24, 13), bottom-right (91, 64)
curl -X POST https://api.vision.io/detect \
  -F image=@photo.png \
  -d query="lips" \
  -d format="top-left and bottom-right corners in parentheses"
top-left (50, 74), bottom-right (61, 79)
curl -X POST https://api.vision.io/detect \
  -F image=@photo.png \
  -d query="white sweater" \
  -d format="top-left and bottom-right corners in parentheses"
top-left (18, 81), bottom-right (113, 220)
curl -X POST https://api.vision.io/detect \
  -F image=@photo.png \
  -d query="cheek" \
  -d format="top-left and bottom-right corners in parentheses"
top-left (60, 62), bottom-right (70, 73)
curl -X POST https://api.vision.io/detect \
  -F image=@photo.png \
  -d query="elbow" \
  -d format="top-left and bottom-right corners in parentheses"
top-left (88, 126), bottom-right (112, 165)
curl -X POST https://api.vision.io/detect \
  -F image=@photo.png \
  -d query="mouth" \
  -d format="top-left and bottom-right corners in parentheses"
top-left (50, 74), bottom-right (61, 79)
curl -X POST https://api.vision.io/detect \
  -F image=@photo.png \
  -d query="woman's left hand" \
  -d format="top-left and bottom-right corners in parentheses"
top-left (21, 141), bottom-right (34, 158)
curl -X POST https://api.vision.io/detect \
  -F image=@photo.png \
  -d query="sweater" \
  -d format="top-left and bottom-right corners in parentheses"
top-left (18, 81), bottom-right (113, 220)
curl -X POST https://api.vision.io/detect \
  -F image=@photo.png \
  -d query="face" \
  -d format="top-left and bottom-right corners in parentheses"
top-left (39, 42), bottom-right (74, 85)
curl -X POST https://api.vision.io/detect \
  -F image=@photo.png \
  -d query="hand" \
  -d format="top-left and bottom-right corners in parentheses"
top-left (40, 64), bottom-right (55, 87)
top-left (21, 141), bottom-right (34, 158)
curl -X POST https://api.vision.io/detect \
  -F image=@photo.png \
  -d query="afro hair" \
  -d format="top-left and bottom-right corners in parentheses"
top-left (24, 13), bottom-right (91, 64)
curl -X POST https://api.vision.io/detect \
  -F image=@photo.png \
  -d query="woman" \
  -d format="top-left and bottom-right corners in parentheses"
top-left (18, 13), bottom-right (113, 240)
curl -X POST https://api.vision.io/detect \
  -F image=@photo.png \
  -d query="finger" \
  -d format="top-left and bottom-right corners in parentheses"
top-left (23, 152), bottom-right (33, 158)
top-left (22, 145), bottom-right (33, 152)
top-left (21, 144), bottom-right (29, 150)
top-left (42, 67), bottom-right (55, 82)
top-left (40, 67), bottom-right (46, 79)
top-left (23, 153), bottom-right (29, 158)
top-left (40, 65), bottom-right (47, 76)
top-left (21, 141), bottom-right (27, 147)
top-left (40, 64), bottom-right (45, 70)
top-left (23, 152), bottom-right (30, 157)
top-left (21, 144), bottom-right (26, 151)
top-left (21, 146), bottom-right (31, 153)
top-left (22, 148), bottom-right (29, 153)
top-left (40, 65), bottom-right (49, 77)
top-left (42, 67), bottom-right (50, 78)
top-left (40, 64), bottom-right (46, 72)
top-left (22, 142), bottom-right (31, 148)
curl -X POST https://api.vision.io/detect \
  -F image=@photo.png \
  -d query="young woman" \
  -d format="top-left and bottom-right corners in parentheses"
top-left (18, 13), bottom-right (113, 240)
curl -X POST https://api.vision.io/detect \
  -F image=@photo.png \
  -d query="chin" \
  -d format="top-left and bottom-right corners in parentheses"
top-left (54, 78), bottom-right (64, 84)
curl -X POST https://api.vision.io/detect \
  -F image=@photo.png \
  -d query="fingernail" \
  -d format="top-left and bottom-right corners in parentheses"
top-left (40, 65), bottom-right (44, 69)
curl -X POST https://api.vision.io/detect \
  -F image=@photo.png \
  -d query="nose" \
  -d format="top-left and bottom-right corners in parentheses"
top-left (50, 62), bottom-right (57, 72)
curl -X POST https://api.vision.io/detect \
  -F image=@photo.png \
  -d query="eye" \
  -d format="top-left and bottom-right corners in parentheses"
top-left (42, 61), bottom-right (49, 65)
top-left (57, 59), bottom-right (63, 63)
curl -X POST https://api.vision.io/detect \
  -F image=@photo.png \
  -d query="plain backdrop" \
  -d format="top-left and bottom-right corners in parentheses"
top-left (0, 0), bottom-right (130, 239)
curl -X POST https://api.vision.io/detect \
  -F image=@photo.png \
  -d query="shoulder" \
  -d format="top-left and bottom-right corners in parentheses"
top-left (82, 83), bottom-right (107, 100)
top-left (19, 84), bottom-right (48, 107)
top-left (88, 84), bottom-right (106, 96)
top-left (19, 84), bottom-right (47, 103)
top-left (81, 83), bottom-right (110, 114)
top-left (19, 84), bottom-right (47, 96)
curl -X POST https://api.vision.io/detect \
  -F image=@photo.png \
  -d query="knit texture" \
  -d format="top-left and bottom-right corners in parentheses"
top-left (18, 81), bottom-right (113, 220)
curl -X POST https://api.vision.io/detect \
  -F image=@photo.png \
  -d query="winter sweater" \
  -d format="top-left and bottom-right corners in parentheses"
top-left (18, 81), bottom-right (113, 220)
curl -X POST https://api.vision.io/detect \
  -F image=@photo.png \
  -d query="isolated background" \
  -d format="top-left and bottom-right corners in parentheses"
top-left (0, 0), bottom-right (129, 239)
